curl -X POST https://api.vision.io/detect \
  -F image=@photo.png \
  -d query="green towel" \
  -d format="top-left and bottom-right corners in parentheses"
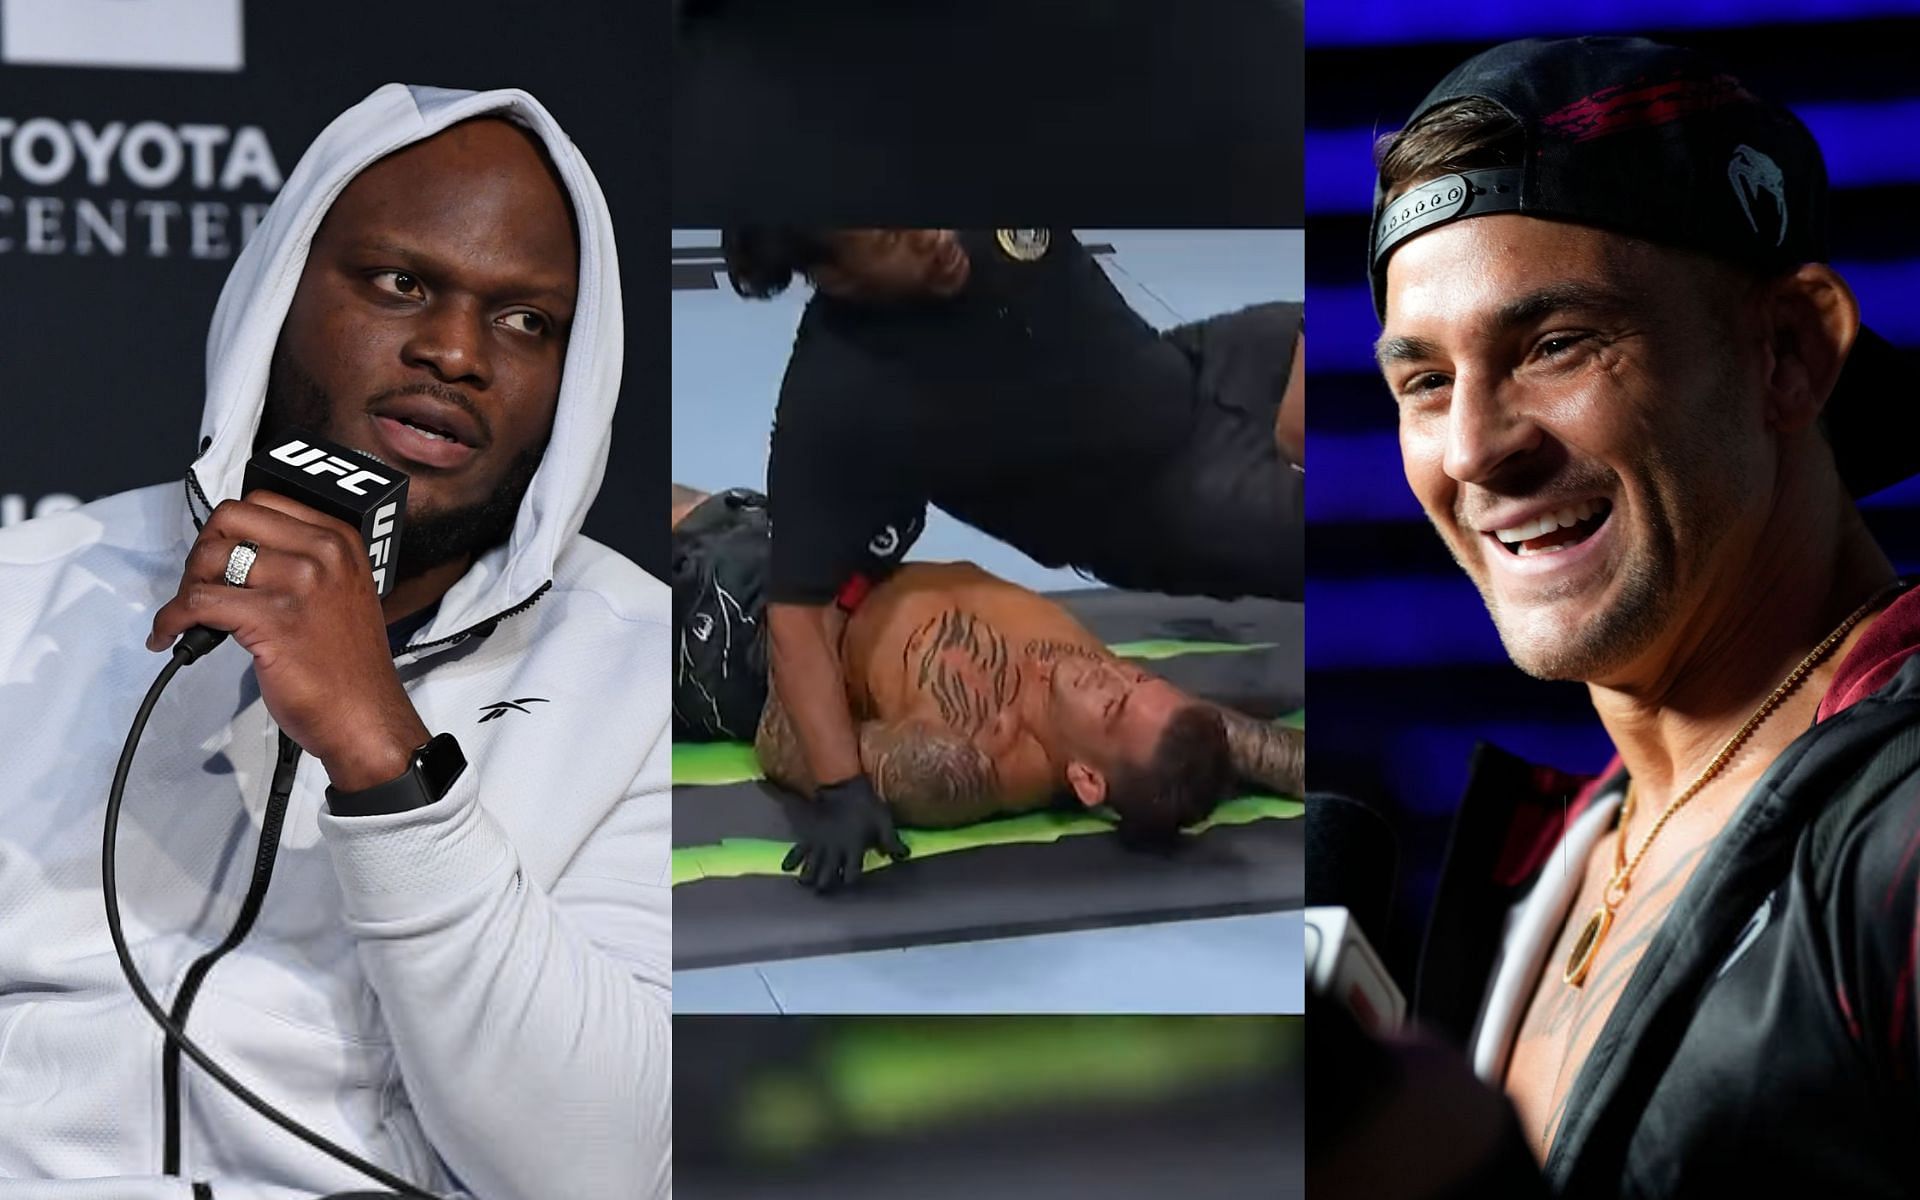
top-left (671, 631), bottom-right (1294, 787)
top-left (671, 793), bottom-right (1302, 886)
top-left (669, 635), bottom-right (1301, 885)
top-left (673, 741), bottom-right (765, 786)
top-left (1107, 638), bottom-right (1277, 660)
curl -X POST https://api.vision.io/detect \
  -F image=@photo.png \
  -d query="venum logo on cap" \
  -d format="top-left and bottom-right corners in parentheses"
top-left (1727, 145), bottom-right (1788, 247)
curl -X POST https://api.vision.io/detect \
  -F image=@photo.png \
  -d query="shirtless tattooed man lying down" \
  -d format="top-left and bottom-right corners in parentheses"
top-left (671, 485), bottom-right (1302, 890)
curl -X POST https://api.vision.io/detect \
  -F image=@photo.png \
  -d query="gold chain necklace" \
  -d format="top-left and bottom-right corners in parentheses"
top-left (1562, 583), bottom-right (1901, 988)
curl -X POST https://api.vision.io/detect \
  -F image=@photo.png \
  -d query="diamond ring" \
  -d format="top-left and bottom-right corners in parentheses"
top-left (224, 540), bottom-right (260, 588)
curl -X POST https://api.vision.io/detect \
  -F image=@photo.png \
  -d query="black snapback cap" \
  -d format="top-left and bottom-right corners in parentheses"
top-left (1369, 36), bottom-right (1910, 497)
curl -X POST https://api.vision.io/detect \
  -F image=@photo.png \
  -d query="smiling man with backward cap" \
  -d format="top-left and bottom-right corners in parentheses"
top-left (1370, 35), bottom-right (1920, 1198)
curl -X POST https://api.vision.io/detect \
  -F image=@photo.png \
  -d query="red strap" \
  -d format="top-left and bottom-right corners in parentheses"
top-left (835, 572), bottom-right (874, 613)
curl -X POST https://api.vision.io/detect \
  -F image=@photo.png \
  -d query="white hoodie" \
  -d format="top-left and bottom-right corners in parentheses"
top-left (0, 86), bottom-right (670, 1199)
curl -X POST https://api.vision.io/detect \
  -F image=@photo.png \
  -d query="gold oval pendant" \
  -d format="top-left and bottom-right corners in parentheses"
top-left (1564, 905), bottom-right (1613, 988)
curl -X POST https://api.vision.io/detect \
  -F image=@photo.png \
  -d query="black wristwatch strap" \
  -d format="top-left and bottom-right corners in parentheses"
top-left (326, 733), bottom-right (467, 817)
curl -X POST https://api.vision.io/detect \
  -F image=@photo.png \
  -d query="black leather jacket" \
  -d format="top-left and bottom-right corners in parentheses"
top-left (1420, 598), bottom-right (1920, 1198)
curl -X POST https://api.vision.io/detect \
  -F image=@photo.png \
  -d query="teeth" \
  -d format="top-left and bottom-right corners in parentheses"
top-left (1494, 499), bottom-right (1606, 545)
top-left (401, 418), bottom-right (456, 443)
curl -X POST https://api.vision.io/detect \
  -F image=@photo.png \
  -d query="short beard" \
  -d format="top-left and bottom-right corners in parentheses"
top-left (1483, 506), bottom-right (1671, 683)
top-left (1454, 367), bottom-right (1756, 684)
top-left (397, 447), bottom-right (542, 580)
top-left (260, 347), bottom-right (545, 584)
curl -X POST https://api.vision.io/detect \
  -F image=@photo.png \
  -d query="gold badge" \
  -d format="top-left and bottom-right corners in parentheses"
top-left (995, 228), bottom-right (1051, 261)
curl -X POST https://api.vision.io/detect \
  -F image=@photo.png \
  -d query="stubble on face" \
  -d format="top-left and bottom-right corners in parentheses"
top-left (248, 117), bottom-right (575, 596)
top-left (259, 345), bottom-right (544, 584)
top-left (1457, 341), bottom-right (1756, 683)
top-left (1384, 216), bottom-right (1773, 686)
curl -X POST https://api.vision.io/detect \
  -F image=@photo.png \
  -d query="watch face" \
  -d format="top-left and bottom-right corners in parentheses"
top-left (416, 732), bottom-right (468, 800)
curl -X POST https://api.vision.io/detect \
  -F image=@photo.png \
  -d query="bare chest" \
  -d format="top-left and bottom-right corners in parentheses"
top-left (1503, 802), bottom-right (1726, 1160)
top-left (885, 607), bottom-right (1025, 736)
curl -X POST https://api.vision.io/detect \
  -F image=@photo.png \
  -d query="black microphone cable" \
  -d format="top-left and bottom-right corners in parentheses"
top-left (104, 641), bottom-right (441, 1200)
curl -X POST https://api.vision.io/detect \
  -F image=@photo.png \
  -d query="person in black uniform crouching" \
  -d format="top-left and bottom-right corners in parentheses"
top-left (717, 227), bottom-right (1303, 890)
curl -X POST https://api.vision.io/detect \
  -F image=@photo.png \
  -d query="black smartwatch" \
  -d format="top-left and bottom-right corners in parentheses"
top-left (326, 732), bottom-right (468, 817)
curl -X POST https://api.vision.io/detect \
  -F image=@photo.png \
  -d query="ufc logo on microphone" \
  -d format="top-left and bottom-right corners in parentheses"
top-left (367, 501), bottom-right (398, 593)
top-left (268, 439), bottom-right (392, 496)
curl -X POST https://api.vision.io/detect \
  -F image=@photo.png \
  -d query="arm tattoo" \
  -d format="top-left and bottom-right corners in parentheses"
top-left (860, 720), bottom-right (1004, 827)
top-left (754, 689), bottom-right (815, 795)
top-left (759, 692), bottom-right (1005, 825)
top-left (905, 609), bottom-right (1020, 735)
top-left (1213, 706), bottom-right (1304, 795)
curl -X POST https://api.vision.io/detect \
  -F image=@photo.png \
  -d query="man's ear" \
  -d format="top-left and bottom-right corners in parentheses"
top-left (1764, 263), bottom-right (1860, 434)
top-left (1065, 760), bottom-right (1107, 808)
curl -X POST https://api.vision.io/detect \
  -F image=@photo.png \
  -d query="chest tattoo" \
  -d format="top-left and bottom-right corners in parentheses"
top-left (904, 609), bottom-right (1021, 735)
top-left (1519, 833), bottom-right (1712, 1150)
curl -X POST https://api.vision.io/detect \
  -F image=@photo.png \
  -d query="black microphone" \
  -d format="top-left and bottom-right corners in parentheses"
top-left (175, 428), bottom-right (410, 663)
top-left (1306, 792), bottom-right (1405, 1032)
top-left (1306, 791), bottom-right (1399, 937)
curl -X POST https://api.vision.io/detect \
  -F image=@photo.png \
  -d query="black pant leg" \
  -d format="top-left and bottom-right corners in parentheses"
top-left (671, 488), bottom-right (775, 740)
top-left (1077, 303), bottom-right (1305, 600)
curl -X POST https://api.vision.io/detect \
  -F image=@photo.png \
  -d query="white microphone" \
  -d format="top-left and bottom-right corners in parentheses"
top-left (1306, 906), bottom-right (1405, 1033)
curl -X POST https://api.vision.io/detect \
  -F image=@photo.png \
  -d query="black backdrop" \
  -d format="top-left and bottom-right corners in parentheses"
top-left (0, 0), bottom-right (667, 578)
top-left (673, 0), bottom-right (1304, 227)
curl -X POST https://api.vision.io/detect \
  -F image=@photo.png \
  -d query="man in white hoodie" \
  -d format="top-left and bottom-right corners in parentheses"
top-left (0, 86), bottom-right (669, 1200)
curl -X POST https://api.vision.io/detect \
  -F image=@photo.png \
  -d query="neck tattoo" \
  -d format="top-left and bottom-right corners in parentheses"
top-left (1023, 638), bottom-right (1106, 665)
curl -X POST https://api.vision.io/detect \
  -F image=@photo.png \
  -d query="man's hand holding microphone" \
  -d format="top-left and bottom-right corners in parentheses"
top-left (146, 431), bottom-right (429, 792)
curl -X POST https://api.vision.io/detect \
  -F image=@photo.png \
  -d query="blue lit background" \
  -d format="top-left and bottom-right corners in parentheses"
top-left (1306, 2), bottom-right (1920, 986)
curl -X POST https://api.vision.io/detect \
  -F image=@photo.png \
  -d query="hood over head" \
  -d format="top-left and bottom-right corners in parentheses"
top-left (187, 83), bottom-right (622, 643)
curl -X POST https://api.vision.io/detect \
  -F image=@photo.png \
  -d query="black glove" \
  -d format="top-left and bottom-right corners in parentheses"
top-left (781, 774), bottom-right (910, 893)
